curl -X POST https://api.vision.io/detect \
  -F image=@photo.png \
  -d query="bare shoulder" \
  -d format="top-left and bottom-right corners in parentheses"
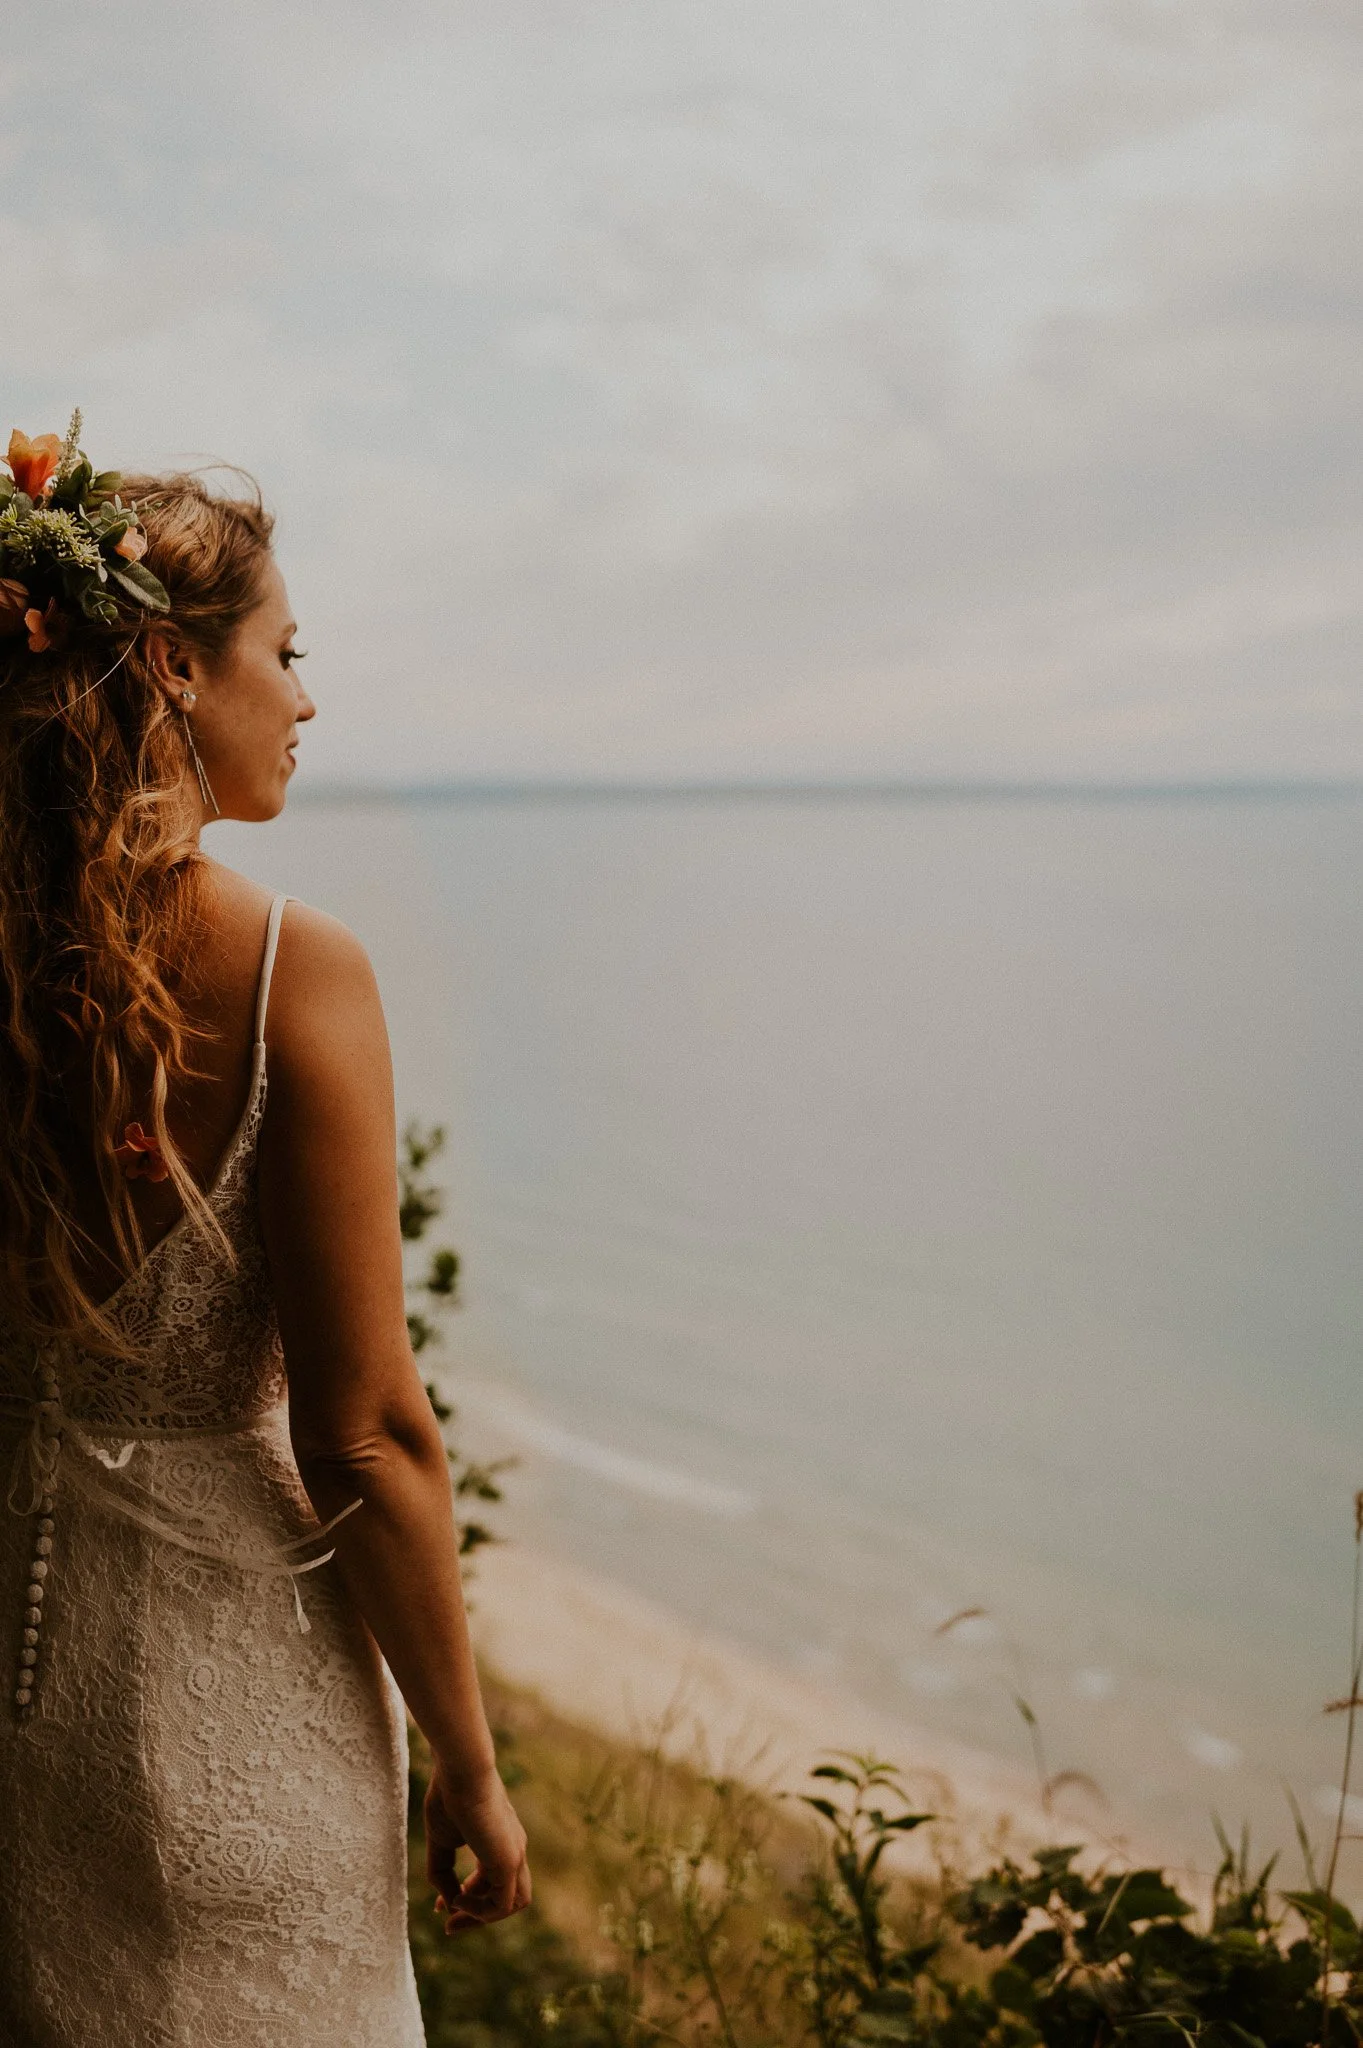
top-left (272, 900), bottom-right (379, 1011)
top-left (194, 862), bottom-right (390, 1116)
top-left (267, 900), bottom-right (390, 1087)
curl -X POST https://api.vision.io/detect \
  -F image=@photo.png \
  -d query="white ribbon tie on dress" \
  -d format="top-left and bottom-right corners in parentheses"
top-left (5, 1386), bottom-right (362, 1640)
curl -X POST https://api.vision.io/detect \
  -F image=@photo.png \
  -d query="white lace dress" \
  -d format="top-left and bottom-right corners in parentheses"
top-left (0, 896), bottom-right (425, 2047)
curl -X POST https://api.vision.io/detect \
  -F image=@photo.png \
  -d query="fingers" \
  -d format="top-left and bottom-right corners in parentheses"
top-left (425, 1837), bottom-right (458, 1893)
top-left (457, 1863), bottom-right (513, 1921)
top-left (426, 1772), bottom-right (531, 1936)
top-left (423, 1784), bottom-right (465, 1894)
top-left (462, 1856), bottom-right (517, 1918)
top-left (436, 1855), bottom-right (533, 1935)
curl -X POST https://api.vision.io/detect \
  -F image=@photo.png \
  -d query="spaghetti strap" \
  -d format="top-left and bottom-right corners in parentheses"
top-left (254, 893), bottom-right (291, 1047)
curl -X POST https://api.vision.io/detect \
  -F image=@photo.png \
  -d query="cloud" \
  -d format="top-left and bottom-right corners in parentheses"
top-left (3, 0), bottom-right (1360, 779)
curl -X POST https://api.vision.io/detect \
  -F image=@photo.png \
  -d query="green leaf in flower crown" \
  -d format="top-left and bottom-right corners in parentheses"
top-left (77, 579), bottom-right (119, 624)
top-left (88, 470), bottom-right (122, 501)
top-left (108, 560), bottom-right (171, 612)
top-left (50, 459), bottom-right (92, 510)
top-left (86, 503), bottom-right (127, 540)
top-left (0, 476), bottom-right (13, 509)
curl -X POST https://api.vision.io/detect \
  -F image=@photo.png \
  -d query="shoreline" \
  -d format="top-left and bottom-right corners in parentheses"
top-left (469, 1539), bottom-right (1159, 1874)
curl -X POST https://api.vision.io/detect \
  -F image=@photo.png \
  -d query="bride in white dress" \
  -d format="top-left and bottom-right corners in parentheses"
top-left (0, 423), bottom-right (529, 2045)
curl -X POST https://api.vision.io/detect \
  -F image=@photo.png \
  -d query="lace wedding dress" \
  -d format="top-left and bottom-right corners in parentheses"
top-left (0, 895), bottom-right (425, 2047)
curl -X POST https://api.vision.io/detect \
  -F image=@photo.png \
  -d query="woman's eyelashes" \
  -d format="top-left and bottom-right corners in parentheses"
top-left (280, 647), bottom-right (307, 669)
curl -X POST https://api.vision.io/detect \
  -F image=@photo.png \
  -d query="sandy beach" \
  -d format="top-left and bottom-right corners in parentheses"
top-left (469, 1538), bottom-right (1157, 1875)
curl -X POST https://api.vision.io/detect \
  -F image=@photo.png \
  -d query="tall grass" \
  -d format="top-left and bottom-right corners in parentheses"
top-left (406, 1691), bottom-right (1363, 2048)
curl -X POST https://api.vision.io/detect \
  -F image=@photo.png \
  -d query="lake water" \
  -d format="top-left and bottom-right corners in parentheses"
top-left (216, 789), bottom-right (1363, 1869)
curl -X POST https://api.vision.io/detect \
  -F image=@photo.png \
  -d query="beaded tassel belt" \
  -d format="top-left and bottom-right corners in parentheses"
top-left (1, 1359), bottom-right (361, 1718)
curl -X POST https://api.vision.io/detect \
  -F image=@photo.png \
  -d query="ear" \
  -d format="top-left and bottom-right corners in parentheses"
top-left (145, 628), bottom-right (210, 706)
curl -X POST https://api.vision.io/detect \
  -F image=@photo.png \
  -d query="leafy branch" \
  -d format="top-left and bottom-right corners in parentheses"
top-left (400, 1119), bottom-right (513, 1559)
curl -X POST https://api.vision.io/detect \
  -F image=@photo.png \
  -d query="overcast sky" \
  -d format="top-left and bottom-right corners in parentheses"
top-left (4, 1), bottom-right (1361, 783)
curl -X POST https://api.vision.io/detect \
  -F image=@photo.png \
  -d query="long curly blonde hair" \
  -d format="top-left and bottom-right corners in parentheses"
top-left (0, 471), bottom-right (275, 1350)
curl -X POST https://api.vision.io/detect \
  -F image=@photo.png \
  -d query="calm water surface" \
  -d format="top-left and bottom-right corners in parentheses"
top-left (218, 791), bottom-right (1363, 1865)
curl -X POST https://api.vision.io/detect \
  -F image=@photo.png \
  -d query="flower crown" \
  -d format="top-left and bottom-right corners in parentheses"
top-left (0, 409), bottom-right (170, 654)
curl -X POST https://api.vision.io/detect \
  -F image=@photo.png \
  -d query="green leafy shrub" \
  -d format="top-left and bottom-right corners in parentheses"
top-left (402, 1120), bottom-right (512, 1558)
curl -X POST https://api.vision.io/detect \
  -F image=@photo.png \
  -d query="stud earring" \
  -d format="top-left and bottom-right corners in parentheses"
top-left (181, 689), bottom-right (197, 708)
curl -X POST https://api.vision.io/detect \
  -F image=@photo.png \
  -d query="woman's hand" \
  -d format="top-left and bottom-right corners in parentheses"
top-left (425, 1758), bottom-right (532, 1935)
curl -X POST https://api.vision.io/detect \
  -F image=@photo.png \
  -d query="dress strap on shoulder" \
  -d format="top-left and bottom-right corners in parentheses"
top-left (254, 893), bottom-right (293, 1047)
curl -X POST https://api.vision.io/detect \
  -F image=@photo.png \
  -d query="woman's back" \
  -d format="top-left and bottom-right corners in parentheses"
top-left (0, 884), bottom-right (424, 2046)
top-left (3, 879), bottom-right (289, 1427)
top-left (48, 868), bottom-right (275, 1316)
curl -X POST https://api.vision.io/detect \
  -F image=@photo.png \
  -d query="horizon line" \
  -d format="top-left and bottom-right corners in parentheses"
top-left (289, 775), bottom-right (1363, 805)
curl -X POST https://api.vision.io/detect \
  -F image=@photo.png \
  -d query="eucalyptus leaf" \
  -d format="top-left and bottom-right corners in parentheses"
top-left (108, 561), bottom-right (170, 611)
top-left (78, 584), bottom-right (119, 625)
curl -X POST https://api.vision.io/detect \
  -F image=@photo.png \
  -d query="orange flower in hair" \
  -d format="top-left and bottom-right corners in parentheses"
top-left (23, 600), bottom-right (66, 655)
top-left (114, 525), bottom-right (147, 562)
top-left (113, 1122), bottom-right (170, 1184)
top-left (6, 429), bottom-right (63, 501)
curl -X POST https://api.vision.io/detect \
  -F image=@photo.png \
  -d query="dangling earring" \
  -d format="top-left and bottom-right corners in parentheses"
top-left (179, 693), bottom-right (220, 817)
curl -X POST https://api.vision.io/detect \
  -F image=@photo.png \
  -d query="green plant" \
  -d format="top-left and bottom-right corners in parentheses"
top-left (780, 1756), bottom-right (940, 2048)
top-left (400, 1119), bottom-right (512, 1558)
top-left (945, 1833), bottom-right (1324, 2048)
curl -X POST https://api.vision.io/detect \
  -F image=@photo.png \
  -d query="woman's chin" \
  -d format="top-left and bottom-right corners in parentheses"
top-left (206, 759), bottom-right (297, 825)
top-left (264, 760), bottom-right (296, 817)
top-left (211, 789), bottom-right (289, 826)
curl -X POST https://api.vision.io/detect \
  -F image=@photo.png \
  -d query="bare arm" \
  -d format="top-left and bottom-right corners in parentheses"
top-left (256, 903), bottom-right (529, 1930)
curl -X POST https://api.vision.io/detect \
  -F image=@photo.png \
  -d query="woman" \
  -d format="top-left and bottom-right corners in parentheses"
top-left (0, 419), bottom-right (528, 2046)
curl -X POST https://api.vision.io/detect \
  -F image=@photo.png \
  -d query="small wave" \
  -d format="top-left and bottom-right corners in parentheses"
top-left (1314, 1785), bottom-right (1363, 1829)
top-left (457, 1386), bottom-right (759, 1519)
top-left (1182, 1726), bottom-right (1242, 1772)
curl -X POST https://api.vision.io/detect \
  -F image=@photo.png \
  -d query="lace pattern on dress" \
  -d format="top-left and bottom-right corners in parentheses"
top-left (0, 893), bottom-right (425, 2047)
